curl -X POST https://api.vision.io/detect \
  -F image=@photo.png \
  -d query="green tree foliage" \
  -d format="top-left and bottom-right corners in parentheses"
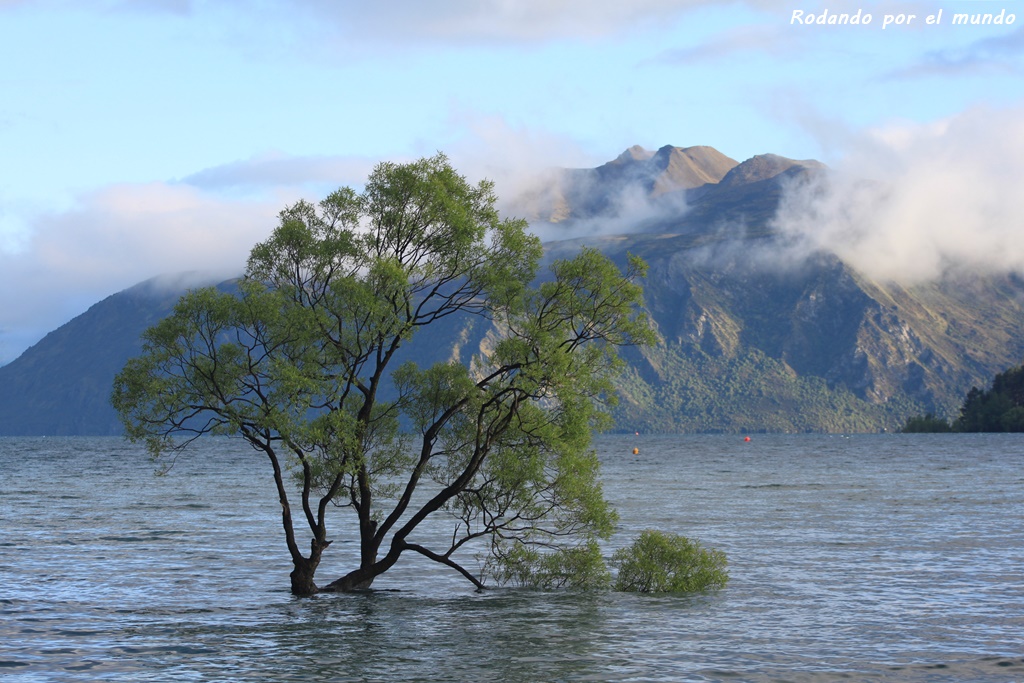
top-left (112, 154), bottom-right (654, 596)
top-left (955, 363), bottom-right (1024, 432)
top-left (487, 539), bottom-right (611, 590)
top-left (900, 413), bottom-right (953, 433)
top-left (612, 530), bottom-right (729, 593)
top-left (901, 362), bottom-right (1024, 433)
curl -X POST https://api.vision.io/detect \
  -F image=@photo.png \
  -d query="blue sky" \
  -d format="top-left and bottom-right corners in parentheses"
top-left (2, 0), bottom-right (1023, 364)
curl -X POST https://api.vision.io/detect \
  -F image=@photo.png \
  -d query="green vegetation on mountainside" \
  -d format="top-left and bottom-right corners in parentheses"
top-left (614, 345), bottom-right (924, 433)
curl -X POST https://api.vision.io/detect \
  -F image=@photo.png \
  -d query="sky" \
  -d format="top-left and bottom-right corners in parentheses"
top-left (1, 0), bottom-right (1023, 365)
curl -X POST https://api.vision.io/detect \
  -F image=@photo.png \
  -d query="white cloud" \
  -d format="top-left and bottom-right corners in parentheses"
top-left (0, 182), bottom-right (288, 364)
top-left (181, 152), bottom-right (377, 194)
top-left (441, 113), bottom-right (599, 215)
top-left (0, 124), bottom-right (596, 365)
top-left (436, 115), bottom-right (700, 241)
top-left (773, 105), bottom-right (1024, 282)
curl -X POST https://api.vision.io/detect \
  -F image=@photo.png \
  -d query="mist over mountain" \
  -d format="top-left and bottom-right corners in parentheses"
top-left (1, 145), bottom-right (1022, 435)
top-left (520, 144), bottom-right (824, 242)
top-left (515, 144), bottom-right (735, 228)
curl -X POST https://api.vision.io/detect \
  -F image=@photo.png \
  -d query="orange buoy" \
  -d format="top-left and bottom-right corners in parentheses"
top-left (632, 447), bottom-right (639, 455)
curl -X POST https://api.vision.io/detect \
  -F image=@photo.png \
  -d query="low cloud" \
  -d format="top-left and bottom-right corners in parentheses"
top-left (526, 178), bottom-right (692, 243)
top-left (0, 182), bottom-right (287, 365)
top-left (181, 152), bottom-right (377, 195)
top-left (28, 182), bottom-right (282, 282)
top-left (441, 114), bottom-right (600, 217)
top-left (773, 105), bottom-right (1024, 283)
top-left (0, 126), bottom-right (594, 365)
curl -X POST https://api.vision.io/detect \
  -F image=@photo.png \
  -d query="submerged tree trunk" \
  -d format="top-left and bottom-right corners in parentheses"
top-left (290, 558), bottom-right (319, 597)
top-left (320, 557), bottom-right (384, 592)
top-left (321, 543), bottom-right (402, 593)
top-left (289, 539), bottom-right (329, 596)
top-left (321, 571), bottom-right (375, 593)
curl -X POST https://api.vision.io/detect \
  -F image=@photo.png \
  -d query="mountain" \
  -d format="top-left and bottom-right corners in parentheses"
top-left (518, 144), bottom-right (740, 224)
top-left (0, 274), bottom-right (224, 436)
top-left (533, 145), bottom-right (1023, 431)
top-left (2, 145), bottom-right (1022, 435)
top-left (572, 233), bottom-right (1024, 432)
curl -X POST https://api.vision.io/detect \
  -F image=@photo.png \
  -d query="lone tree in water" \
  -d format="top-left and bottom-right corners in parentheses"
top-left (113, 154), bottom-right (653, 596)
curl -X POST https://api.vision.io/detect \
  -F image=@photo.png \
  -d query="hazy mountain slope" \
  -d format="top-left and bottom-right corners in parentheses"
top-left (585, 233), bottom-right (1024, 432)
top-left (0, 275), bottom-right (219, 435)
top-left (520, 144), bottom-right (739, 224)
top-left (656, 153), bottom-right (825, 236)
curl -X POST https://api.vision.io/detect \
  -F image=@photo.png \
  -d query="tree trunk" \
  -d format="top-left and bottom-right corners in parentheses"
top-left (290, 557), bottom-right (320, 596)
top-left (321, 571), bottom-right (375, 593)
top-left (322, 545), bottom-right (403, 592)
top-left (289, 539), bottom-right (329, 596)
top-left (321, 557), bottom-right (384, 592)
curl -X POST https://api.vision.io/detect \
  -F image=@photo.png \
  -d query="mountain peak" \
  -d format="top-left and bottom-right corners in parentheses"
top-left (513, 144), bottom-right (817, 225)
top-left (613, 145), bottom-right (654, 164)
top-left (647, 145), bottom-right (739, 194)
top-left (719, 153), bottom-right (825, 188)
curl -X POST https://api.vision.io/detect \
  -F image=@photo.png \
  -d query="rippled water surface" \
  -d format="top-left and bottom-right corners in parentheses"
top-left (2, 434), bottom-right (1023, 682)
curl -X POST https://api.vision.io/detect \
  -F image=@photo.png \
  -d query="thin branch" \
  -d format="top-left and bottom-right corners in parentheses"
top-left (404, 542), bottom-right (486, 590)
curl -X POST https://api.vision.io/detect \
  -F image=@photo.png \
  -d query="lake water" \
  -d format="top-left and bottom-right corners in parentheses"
top-left (2, 434), bottom-right (1023, 682)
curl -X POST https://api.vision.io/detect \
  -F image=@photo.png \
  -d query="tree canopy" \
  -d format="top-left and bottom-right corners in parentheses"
top-left (954, 363), bottom-right (1024, 432)
top-left (901, 361), bottom-right (1024, 433)
top-left (612, 530), bottom-right (729, 593)
top-left (112, 154), bottom-right (654, 595)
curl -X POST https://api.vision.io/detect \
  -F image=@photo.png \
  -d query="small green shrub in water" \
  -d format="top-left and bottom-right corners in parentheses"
top-left (613, 530), bottom-right (728, 593)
